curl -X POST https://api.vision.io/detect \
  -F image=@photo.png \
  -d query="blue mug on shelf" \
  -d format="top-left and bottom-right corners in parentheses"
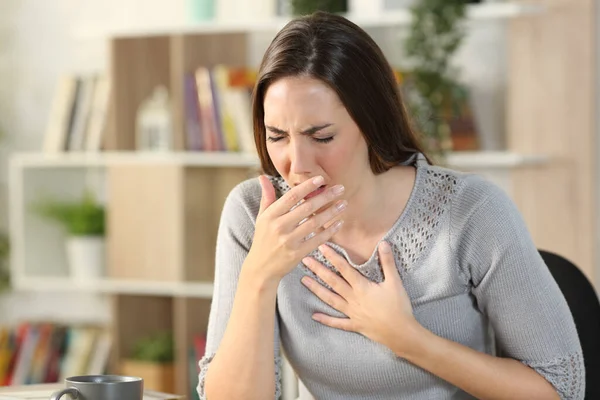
top-left (50, 375), bottom-right (143, 400)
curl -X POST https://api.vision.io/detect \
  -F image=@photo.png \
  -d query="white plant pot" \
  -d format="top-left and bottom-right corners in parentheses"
top-left (65, 236), bottom-right (106, 282)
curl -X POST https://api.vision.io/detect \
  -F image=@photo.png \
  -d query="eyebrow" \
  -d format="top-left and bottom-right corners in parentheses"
top-left (265, 123), bottom-right (333, 136)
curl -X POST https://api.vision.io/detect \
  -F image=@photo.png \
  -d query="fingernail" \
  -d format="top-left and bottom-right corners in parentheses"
top-left (332, 185), bottom-right (345, 195)
top-left (332, 220), bottom-right (344, 231)
top-left (313, 176), bottom-right (324, 185)
top-left (336, 200), bottom-right (347, 211)
top-left (318, 244), bottom-right (328, 253)
top-left (302, 257), bottom-right (311, 265)
top-left (379, 241), bottom-right (391, 253)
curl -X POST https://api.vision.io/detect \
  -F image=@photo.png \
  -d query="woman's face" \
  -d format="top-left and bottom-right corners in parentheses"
top-left (263, 76), bottom-right (371, 197)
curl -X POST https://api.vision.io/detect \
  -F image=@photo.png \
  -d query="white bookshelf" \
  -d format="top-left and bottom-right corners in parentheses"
top-left (74, 2), bottom-right (544, 39)
top-left (8, 150), bottom-right (549, 297)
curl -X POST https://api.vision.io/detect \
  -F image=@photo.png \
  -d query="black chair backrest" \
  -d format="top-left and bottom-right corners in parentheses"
top-left (539, 250), bottom-right (600, 399)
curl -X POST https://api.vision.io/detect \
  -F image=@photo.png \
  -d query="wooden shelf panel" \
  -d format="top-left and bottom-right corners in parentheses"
top-left (11, 276), bottom-right (214, 298)
top-left (106, 165), bottom-right (249, 283)
top-left (11, 150), bottom-right (548, 170)
top-left (11, 152), bottom-right (260, 168)
top-left (74, 3), bottom-right (545, 39)
top-left (444, 151), bottom-right (550, 169)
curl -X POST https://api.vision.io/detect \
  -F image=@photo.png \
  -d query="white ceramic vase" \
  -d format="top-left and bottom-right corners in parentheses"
top-left (65, 236), bottom-right (106, 282)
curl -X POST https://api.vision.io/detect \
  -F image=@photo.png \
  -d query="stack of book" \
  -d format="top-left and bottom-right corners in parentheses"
top-left (43, 74), bottom-right (110, 153)
top-left (0, 322), bottom-right (111, 387)
top-left (184, 65), bottom-right (257, 154)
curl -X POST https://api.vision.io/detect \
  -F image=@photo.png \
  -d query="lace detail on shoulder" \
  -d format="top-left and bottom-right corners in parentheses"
top-left (390, 168), bottom-right (459, 271)
top-left (523, 351), bottom-right (585, 400)
top-left (197, 353), bottom-right (283, 400)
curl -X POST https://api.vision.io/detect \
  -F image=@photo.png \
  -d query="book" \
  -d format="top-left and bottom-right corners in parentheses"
top-left (67, 75), bottom-right (96, 151)
top-left (85, 74), bottom-right (111, 152)
top-left (195, 67), bottom-right (221, 151)
top-left (43, 76), bottom-right (79, 153)
top-left (184, 73), bottom-right (203, 151)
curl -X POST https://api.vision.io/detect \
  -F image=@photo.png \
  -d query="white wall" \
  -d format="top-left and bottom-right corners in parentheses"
top-left (0, 0), bottom-right (112, 325)
top-left (0, 0), bottom-right (508, 324)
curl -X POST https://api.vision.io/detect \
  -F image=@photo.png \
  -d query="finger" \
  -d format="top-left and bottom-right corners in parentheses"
top-left (258, 175), bottom-right (277, 215)
top-left (301, 276), bottom-right (347, 312)
top-left (302, 257), bottom-right (351, 298)
top-left (282, 183), bottom-right (345, 227)
top-left (293, 199), bottom-right (347, 242)
top-left (312, 313), bottom-right (353, 332)
top-left (272, 176), bottom-right (327, 217)
top-left (378, 241), bottom-right (400, 283)
top-left (300, 219), bottom-right (344, 251)
top-left (318, 244), bottom-right (363, 287)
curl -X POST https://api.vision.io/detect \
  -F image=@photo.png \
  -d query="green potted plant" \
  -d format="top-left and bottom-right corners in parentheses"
top-left (121, 332), bottom-right (176, 393)
top-left (290, 0), bottom-right (347, 15)
top-left (31, 189), bottom-right (106, 281)
top-left (403, 0), bottom-right (471, 163)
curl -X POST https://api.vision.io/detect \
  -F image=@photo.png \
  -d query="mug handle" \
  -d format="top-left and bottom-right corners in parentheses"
top-left (50, 387), bottom-right (80, 400)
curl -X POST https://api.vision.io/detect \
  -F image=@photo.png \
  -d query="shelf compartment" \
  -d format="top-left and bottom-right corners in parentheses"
top-left (112, 294), bottom-right (175, 392)
top-left (107, 164), bottom-right (249, 283)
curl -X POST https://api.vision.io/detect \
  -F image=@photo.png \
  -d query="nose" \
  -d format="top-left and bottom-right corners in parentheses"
top-left (289, 138), bottom-right (313, 176)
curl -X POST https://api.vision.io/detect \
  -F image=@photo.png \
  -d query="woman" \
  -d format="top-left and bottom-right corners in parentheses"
top-left (197, 11), bottom-right (584, 400)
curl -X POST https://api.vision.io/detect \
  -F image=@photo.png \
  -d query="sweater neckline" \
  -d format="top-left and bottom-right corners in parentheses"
top-left (321, 155), bottom-right (427, 271)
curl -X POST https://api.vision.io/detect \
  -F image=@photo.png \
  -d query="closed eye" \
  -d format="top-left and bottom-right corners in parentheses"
top-left (266, 135), bottom-right (334, 144)
top-left (267, 135), bottom-right (284, 143)
top-left (265, 124), bottom-right (335, 144)
top-left (314, 136), bottom-right (334, 143)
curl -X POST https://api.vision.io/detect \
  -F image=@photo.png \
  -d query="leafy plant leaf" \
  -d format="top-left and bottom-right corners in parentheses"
top-left (130, 332), bottom-right (175, 364)
top-left (404, 0), bottom-right (469, 159)
top-left (31, 190), bottom-right (105, 236)
top-left (290, 0), bottom-right (347, 15)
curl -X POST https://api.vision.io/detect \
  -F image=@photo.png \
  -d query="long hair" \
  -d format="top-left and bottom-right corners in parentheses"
top-left (252, 11), bottom-right (430, 176)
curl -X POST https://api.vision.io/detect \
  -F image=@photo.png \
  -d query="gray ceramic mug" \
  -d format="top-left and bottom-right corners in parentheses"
top-left (50, 375), bottom-right (143, 400)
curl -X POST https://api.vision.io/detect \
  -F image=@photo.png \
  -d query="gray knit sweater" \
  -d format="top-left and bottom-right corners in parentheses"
top-left (197, 155), bottom-right (585, 400)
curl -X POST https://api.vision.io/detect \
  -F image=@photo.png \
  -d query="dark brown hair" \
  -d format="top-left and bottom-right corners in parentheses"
top-left (252, 11), bottom-right (429, 176)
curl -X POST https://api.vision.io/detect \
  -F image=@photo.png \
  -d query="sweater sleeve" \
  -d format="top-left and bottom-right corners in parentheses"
top-left (197, 181), bottom-right (282, 400)
top-left (452, 179), bottom-right (585, 400)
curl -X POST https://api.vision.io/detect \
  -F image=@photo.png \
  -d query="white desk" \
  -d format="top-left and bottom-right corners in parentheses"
top-left (0, 383), bottom-right (184, 399)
